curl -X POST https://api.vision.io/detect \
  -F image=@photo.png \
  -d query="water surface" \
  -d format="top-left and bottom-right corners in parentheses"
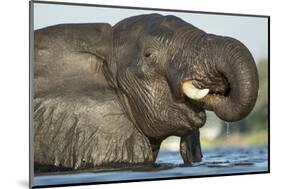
top-left (33, 146), bottom-right (268, 187)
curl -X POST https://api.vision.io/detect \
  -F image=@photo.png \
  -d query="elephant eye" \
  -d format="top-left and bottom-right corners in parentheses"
top-left (143, 48), bottom-right (157, 62)
top-left (144, 52), bottom-right (152, 58)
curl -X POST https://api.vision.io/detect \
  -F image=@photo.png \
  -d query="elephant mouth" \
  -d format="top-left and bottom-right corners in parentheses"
top-left (181, 79), bottom-right (230, 102)
top-left (179, 65), bottom-right (258, 123)
top-left (179, 78), bottom-right (233, 122)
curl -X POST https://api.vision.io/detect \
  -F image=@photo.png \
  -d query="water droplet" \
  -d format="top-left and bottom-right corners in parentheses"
top-left (225, 122), bottom-right (231, 145)
top-left (226, 122), bottom-right (230, 137)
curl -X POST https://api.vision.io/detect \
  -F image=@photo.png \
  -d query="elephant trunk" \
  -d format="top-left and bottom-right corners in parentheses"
top-left (202, 37), bottom-right (259, 122)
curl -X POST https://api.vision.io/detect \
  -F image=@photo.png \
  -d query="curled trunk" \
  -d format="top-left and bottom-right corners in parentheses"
top-left (203, 37), bottom-right (259, 122)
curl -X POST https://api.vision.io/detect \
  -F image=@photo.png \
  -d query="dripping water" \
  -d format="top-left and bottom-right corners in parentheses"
top-left (226, 122), bottom-right (230, 137)
top-left (225, 122), bottom-right (231, 145)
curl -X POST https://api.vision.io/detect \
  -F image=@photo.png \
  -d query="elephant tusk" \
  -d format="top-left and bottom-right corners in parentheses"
top-left (182, 80), bottom-right (209, 100)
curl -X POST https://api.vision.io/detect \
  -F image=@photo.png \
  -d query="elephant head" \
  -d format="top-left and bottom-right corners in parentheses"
top-left (111, 14), bottom-right (259, 141)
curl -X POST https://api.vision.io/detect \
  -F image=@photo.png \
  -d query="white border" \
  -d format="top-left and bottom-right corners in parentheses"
top-left (1, 0), bottom-right (277, 189)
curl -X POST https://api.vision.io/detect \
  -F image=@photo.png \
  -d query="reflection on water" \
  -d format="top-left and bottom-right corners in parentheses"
top-left (33, 146), bottom-right (268, 187)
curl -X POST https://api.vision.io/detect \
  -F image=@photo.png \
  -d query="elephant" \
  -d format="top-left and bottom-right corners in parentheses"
top-left (33, 13), bottom-right (259, 172)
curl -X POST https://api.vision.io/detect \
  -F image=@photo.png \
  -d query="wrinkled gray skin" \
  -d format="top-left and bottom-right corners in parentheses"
top-left (33, 14), bottom-right (259, 172)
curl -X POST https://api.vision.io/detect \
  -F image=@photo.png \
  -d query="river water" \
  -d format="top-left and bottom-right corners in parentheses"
top-left (33, 146), bottom-right (268, 187)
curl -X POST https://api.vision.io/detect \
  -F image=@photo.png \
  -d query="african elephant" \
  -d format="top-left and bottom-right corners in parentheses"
top-left (33, 13), bottom-right (259, 172)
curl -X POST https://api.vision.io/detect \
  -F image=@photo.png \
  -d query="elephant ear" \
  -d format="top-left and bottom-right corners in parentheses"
top-left (34, 23), bottom-right (114, 97)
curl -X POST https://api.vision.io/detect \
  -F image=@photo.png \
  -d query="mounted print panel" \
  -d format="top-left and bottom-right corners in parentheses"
top-left (29, 1), bottom-right (269, 188)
